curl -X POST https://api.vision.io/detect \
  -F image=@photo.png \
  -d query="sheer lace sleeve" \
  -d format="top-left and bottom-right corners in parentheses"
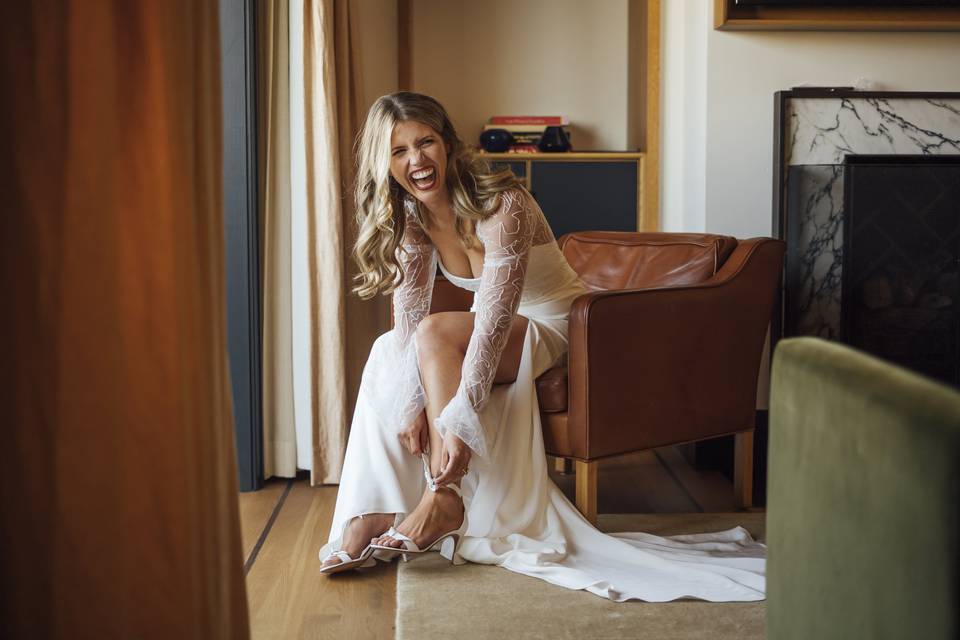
top-left (393, 205), bottom-right (436, 345)
top-left (388, 203), bottom-right (437, 433)
top-left (433, 189), bottom-right (534, 457)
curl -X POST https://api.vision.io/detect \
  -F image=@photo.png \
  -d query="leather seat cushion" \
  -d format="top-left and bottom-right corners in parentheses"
top-left (540, 410), bottom-right (574, 458)
top-left (428, 275), bottom-right (474, 313)
top-left (535, 365), bottom-right (568, 412)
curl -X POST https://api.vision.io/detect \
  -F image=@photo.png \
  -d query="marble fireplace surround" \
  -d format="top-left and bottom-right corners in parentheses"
top-left (772, 90), bottom-right (960, 342)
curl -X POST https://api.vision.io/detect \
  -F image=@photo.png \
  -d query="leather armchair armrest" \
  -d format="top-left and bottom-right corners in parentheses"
top-left (566, 238), bottom-right (785, 459)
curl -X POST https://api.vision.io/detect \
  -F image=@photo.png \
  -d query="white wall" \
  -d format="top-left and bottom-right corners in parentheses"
top-left (353, 0), bottom-right (399, 113)
top-left (411, 0), bottom-right (630, 150)
top-left (662, 4), bottom-right (960, 236)
top-left (660, 0), bottom-right (707, 233)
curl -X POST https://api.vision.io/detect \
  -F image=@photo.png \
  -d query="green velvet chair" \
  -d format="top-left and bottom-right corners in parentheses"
top-left (767, 337), bottom-right (960, 640)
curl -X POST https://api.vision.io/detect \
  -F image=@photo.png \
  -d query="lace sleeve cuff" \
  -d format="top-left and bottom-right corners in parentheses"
top-left (364, 329), bottom-right (427, 434)
top-left (389, 332), bottom-right (427, 434)
top-left (433, 391), bottom-right (489, 458)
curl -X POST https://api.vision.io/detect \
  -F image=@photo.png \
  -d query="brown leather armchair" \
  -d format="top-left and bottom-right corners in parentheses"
top-left (429, 231), bottom-right (785, 524)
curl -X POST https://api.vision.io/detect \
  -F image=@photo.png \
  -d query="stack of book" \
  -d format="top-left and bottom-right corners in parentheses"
top-left (482, 116), bottom-right (571, 153)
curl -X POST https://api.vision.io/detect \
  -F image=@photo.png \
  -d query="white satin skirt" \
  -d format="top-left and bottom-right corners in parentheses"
top-left (320, 297), bottom-right (766, 602)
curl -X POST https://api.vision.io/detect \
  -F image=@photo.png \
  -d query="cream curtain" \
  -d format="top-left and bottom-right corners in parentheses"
top-left (268, 0), bottom-right (390, 484)
top-left (330, 0), bottom-right (395, 452)
top-left (0, 2), bottom-right (249, 637)
top-left (301, 0), bottom-right (352, 484)
top-left (259, 0), bottom-right (298, 479)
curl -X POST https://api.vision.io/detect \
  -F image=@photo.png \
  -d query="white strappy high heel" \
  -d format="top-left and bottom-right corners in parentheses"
top-left (369, 454), bottom-right (468, 565)
top-left (319, 513), bottom-right (390, 574)
top-left (318, 543), bottom-right (377, 574)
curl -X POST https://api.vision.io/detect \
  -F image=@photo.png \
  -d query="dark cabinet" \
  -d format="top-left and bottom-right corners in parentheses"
top-left (483, 152), bottom-right (647, 238)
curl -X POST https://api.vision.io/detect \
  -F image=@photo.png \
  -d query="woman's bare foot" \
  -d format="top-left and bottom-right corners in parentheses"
top-left (371, 485), bottom-right (464, 550)
top-left (321, 512), bottom-right (395, 569)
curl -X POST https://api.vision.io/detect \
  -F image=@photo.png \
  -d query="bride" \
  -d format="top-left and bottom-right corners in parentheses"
top-left (317, 92), bottom-right (766, 602)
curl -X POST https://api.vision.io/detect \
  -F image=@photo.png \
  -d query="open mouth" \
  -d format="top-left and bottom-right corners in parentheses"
top-left (409, 166), bottom-right (437, 191)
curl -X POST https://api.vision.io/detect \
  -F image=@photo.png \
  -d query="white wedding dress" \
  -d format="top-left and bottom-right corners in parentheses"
top-left (320, 187), bottom-right (766, 602)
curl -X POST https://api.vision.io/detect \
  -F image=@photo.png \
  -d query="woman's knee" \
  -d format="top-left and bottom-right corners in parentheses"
top-left (415, 313), bottom-right (469, 362)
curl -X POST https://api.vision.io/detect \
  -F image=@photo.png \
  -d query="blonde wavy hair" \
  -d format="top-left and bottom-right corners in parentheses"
top-left (352, 92), bottom-right (522, 300)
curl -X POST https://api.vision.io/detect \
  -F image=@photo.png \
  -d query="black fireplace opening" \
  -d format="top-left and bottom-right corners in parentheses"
top-left (842, 154), bottom-right (960, 386)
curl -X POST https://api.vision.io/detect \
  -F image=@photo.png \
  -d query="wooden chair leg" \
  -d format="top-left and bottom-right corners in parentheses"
top-left (575, 460), bottom-right (598, 525)
top-left (734, 430), bottom-right (754, 509)
top-left (553, 456), bottom-right (573, 475)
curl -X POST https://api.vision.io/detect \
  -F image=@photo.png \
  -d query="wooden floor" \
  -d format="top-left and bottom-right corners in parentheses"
top-left (239, 448), bottom-right (749, 640)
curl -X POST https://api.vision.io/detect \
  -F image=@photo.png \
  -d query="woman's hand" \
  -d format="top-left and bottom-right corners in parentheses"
top-left (398, 408), bottom-right (429, 455)
top-left (433, 431), bottom-right (471, 486)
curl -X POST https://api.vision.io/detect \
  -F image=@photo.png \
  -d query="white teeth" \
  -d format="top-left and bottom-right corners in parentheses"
top-left (411, 167), bottom-right (435, 180)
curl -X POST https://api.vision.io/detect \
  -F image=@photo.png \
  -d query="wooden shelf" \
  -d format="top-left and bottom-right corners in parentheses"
top-left (714, 0), bottom-right (960, 31)
top-left (479, 151), bottom-right (645, 161)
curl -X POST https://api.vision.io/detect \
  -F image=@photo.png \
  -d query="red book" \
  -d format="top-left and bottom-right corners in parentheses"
top-left (490, 116), bottom-right (569, 126)
top-left (505, 144), bottom-right (541, 154)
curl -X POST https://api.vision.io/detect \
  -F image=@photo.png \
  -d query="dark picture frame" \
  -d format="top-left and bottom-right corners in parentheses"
top-left (715, 0), bottom-right (960, 29)
top-left (736, 0), bottom-right (960, 5)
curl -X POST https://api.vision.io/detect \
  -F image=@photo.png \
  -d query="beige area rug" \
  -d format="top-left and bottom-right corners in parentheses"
top-left (396, 513), bottom-right (766, 640)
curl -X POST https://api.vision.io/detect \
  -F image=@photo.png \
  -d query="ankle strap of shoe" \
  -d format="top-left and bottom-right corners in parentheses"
top-left (436, 482), bottom-right (463, 498)
top-left (420, 453), bottom-right (438, 491)
top-left (420, 453), bottom-right (463, 499)
top-left (420, 453), bottom-right (465, 497)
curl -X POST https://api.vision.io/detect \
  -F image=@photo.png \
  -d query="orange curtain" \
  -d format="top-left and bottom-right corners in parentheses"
top-left (0, 2), bottom-right (250, 638)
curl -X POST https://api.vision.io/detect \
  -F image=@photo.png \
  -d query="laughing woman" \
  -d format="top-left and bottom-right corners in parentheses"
top-left (317, 92), bottom-right (766, 602)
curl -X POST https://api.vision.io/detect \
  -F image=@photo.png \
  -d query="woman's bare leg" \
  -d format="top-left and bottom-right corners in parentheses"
top-left (422, 337), bottom-right (463, 478)
top-left (372, 311), bottom-right (528, 550)
top-left (421, 312), bottom-right (530, 474)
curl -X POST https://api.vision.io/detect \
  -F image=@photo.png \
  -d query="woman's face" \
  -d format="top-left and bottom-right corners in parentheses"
top-left (390, 119), bottom-right (450, 209)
